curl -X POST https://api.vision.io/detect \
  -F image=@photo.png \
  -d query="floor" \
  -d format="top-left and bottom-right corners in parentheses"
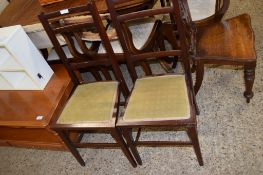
top-left (0, 0), bottom-right (263, 174)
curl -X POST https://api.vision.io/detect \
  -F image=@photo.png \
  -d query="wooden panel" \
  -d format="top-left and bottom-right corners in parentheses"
top-left (38, 0), bottom-right (64, 6)
top-left (0, 0), bottom-right (155, 26)
top-left (0, 127), bottom-right (60, 143)
top-left (0, 127), bottom-right (66, 150)
top-left (0, 140), bottom-right (10, 146)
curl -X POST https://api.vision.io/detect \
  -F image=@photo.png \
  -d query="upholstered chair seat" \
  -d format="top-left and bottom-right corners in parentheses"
top-left (57, 82), bottom-right (118, 124)
top-left (122, 75), bottom-right (190, 122)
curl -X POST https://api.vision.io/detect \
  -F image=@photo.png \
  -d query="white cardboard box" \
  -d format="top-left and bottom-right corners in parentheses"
top-left (0, 25), bottom-right (53, 90)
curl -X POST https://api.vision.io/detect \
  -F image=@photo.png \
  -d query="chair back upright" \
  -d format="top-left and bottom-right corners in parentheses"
top-left (38, 0), bottom-right (129, 97)
top-left (215, 0), bottom-right (230, 21)
top-left (106, 0), bottom-right (193, 81)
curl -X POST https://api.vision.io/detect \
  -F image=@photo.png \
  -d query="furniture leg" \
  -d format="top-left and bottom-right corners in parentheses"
top-left (194, 61), bottom-right (204, 94)
top-left (57, 130), bottom-right (85, 166)
top-left (187, 126), bottom-right (203, 166)
top-left (122, 128), bottom-right (142, 165)
top-left (110, 128), bottom-right (137, 168)
top-left (244, 65), bottom-right (256, 103)
top-left (193, 90), bottom-right (200, 115)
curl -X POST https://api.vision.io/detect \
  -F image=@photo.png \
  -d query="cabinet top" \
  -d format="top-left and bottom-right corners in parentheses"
top-left (0, 64), bottom-right (73, 128)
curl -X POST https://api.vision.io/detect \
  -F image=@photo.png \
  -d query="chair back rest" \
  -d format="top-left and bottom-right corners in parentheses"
top-left (215, 0), bottom-right (230, 20)
top-left (106, 0), bottom-right (194, 79)
top-left (38, 0), bottom-right (129, 96)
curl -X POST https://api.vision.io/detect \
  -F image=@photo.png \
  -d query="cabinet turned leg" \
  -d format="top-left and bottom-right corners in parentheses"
top-left (244, 66), bottom-right (255, 103)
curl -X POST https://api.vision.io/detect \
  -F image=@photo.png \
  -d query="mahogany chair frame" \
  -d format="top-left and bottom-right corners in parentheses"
top-left (194, 14), bottom-right (256, 103)
top-left (106, 0), bottom-right (203, 166)
top-left (39, 1), bottom-right (137, 167)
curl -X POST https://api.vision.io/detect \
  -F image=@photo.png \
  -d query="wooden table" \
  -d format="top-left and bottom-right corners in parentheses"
top-left (0, 0), bottom-right (156, 26)
top-left (0, 65), bottom-right (74, 150)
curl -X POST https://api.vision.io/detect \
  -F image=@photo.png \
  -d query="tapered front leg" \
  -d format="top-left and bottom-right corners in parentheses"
top-left (187, 126), bottom-right (204, 166)
top-left (122, 128), bottom-right (142, 165)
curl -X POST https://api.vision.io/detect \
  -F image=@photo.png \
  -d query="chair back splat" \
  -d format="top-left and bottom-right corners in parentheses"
top-left (105, 0), bottom-right (203, 166)
top-left (38, 0), bottom-right (138, 167)
top-left (108, 0), bottom-right (190, 79)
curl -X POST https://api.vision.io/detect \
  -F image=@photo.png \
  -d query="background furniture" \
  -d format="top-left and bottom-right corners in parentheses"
top-left (0, 65), bottom-right (74, 150)
top-left (0, 25), bottom-right (53, 90)
top-left (194, 14), bottom-right (256, 103)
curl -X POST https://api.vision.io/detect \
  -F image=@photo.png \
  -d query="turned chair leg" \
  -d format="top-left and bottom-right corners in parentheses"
top-left (110, 128), bottom-right (137, 168)
top-left (121, 128), bottom-right (142, 165)
top-left (187, 126), bottom-right (204, 166)
top-left (194, 61), bottom-right (204, 94)
top-left (244, 64), bottom-right (256, 103)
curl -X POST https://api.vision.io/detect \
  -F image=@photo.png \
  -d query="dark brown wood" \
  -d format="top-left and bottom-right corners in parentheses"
top-left (110, 128), bottom-right (137, 167)
top-left (122, 128), bottom-right (142, 165)
top-left (159, 0), bottom-right (230, 71)
top-left (194, 14), bottom-right (257, 103)
top-left (186, 126), bottom-right (203, 166)
top-left (0, 65), bottom-right (75, 150)
top-left (39, 1), bottom-right (137, 167)
top-left (106, 0), bottom-right (203, 166)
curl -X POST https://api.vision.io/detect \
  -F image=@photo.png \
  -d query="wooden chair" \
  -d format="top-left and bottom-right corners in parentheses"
top-left (194, 14), bottom-right (256, 103)
top-left (38, 1), bottom-right (137, 167)
top-left (106, 0), bottom-right (203, 166)
top-left (158, 0), bottom-right (230, 70)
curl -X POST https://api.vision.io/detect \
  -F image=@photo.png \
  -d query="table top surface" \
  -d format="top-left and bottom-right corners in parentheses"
top-left (0, 0), bottom-right (154, 26)
top-left (0, 65), bottom-right (73, 128)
